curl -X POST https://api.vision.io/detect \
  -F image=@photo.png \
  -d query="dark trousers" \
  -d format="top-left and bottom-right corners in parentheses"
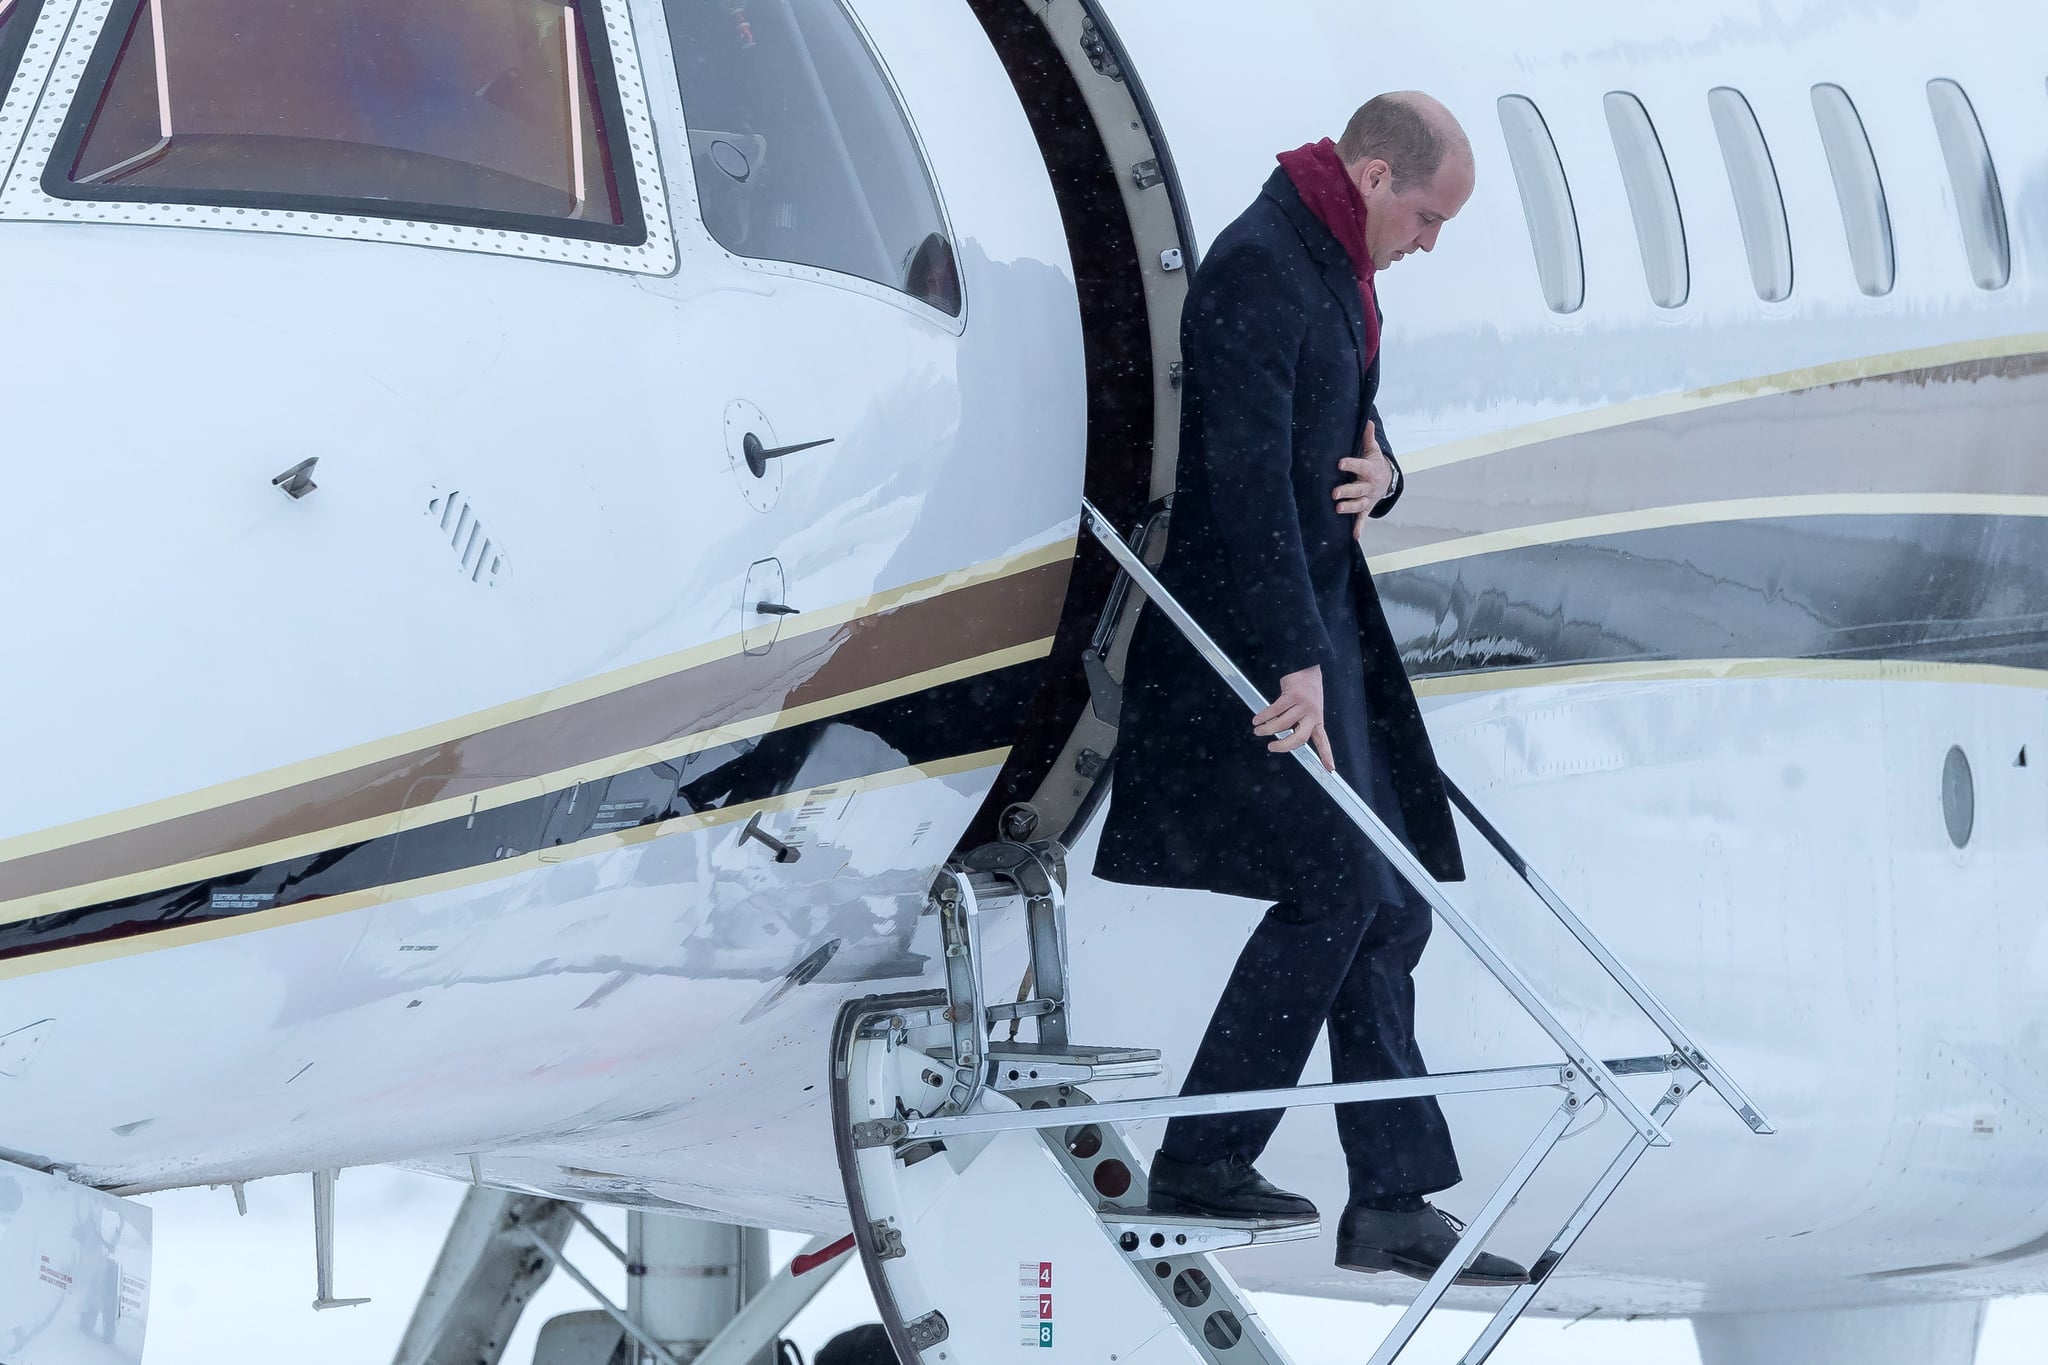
top-left (1158, 890), bottom-right (1461, 1204)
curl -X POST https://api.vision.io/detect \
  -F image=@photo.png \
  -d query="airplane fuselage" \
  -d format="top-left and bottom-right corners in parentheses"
top-left (0, 0), bottom-right (2043, 1333)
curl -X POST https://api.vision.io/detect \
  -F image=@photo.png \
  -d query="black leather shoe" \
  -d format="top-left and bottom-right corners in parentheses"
top-left (1335, 1204), bottom-right (1528, 1286)
top-left (1146, 1151), bottom-right (1319, 1221)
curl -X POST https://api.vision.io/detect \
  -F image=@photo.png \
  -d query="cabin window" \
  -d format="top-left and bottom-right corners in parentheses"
top-left (1926, 78), bottom-right (2009, 290)
top-left (1603, 92), bottom-right (1688, 308)
top-left (0, 0), bottom-right (45, 99)
top-left (1810, 84), bottom-right (1895, 297)
top-left (47, 0), bottom-right (639, 240)
top-left (1707, 87), bottom-right (1792, 302)
top-left (665, 0), bottom-right (960, 315)
top-left (1497, 95), bottom-right (1584, 314)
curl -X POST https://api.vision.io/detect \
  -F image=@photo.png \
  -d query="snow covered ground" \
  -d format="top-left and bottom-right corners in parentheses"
top-left (135, 1168), bottom-right (2044, 1364)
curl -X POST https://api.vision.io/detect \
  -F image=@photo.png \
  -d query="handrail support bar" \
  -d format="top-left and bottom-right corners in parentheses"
top-left (1079, 500), bottom-right (1675, 1145)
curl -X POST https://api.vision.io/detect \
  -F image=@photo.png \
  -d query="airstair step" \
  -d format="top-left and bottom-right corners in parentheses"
top-left (982, 1041), bottom-right (1164, 1091)
top-left (1097, 1209), bottom-right (1321, 1258)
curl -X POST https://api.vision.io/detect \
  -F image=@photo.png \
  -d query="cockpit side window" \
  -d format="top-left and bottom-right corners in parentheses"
top-left (666, 0), bottom-right (961, 316)
top-left (44, 0), bottom-right (643, 242)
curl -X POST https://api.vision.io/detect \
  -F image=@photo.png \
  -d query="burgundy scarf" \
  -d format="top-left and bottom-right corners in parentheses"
top-left (1277, 138), bottom-right (1381, 371)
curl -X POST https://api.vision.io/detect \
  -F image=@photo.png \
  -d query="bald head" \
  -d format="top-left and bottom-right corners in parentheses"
top-left (1337, 91), bottom-right (1472, 190)
top-left (1336, 92), bottom-right (1475, 269)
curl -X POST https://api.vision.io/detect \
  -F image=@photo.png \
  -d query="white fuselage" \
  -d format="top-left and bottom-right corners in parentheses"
top-left (1, 0), bottom-right (2044, 1326)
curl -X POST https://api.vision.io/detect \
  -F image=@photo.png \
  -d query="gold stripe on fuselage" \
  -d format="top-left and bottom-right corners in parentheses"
top-left (0, 537), bottom-right (1076, 869)
top-left (1368, 493), bottom-right (2048, 574)
top-left (17, 335), bottom-right (2048, 920)
top-left (1411, 656), bottom-right (2048, 699)
top-left (1397, 331), bottom-right (2048, 475)
top-left (0, 639), bottom-right (1053, 926)
top-left (0, 748), bottom-right (1013, 982)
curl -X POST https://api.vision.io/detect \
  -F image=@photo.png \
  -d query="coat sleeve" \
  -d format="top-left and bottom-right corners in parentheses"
top-left (1183, 240), bottom-right (1337, 684)
top-left (1367, 402), bottom-right (1404, 519)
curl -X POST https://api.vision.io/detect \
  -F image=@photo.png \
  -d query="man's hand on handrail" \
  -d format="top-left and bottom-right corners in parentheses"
top-left (1254, 665), bottom-right (1336, 772)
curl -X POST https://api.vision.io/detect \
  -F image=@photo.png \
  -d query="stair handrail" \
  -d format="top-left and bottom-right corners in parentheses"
top-left (1077, 499), bottom-right (1771, 1137)
top-left (1438, 781), bottom-right (1771, 1131)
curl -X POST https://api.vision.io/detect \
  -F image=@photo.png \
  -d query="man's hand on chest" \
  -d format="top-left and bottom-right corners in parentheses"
top-left (1333, 419), bottom-right (1394, 535)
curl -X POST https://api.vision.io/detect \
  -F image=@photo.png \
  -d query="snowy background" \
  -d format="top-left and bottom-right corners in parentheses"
top-left (136, 1168), bottom-right (2048, 1364)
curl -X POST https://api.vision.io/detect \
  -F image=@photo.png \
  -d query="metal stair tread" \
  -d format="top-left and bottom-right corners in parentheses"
top-left (1097, 1206), bottom-right (1324, 1258)
top-left (985, 1041), bottom-right (1163, 1065)
top-left (1098, 1208), bottom-right (1318, 1234)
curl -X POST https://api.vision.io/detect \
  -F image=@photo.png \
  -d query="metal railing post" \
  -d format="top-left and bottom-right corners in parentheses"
top-left (1440, 783), bottom-right (1772, 1133)
top-left (1455, 1073), bottom-right (1703, 1365)
top-left (1362, 1100), bottom-right (1578, 1365)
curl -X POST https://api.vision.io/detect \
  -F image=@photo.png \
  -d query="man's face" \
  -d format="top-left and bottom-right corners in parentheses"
top-left (1355, 154), bottom-right (1474, 270)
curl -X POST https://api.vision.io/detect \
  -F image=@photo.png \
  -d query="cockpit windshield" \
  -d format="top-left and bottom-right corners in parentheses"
top-left (51, 0), bottom-right (635, 236)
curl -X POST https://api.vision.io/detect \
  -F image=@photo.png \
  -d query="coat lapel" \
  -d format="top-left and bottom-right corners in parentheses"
top-left (1264, 170), bottom-right (1366, 359)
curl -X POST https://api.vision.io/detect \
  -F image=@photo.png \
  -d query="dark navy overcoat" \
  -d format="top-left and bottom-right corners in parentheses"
top-left (1094, 168), bottom-right (1464, 907)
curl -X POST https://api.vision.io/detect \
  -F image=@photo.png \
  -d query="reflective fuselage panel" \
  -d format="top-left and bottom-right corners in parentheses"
top-left (0, 0), bottom-right (1080, 1206)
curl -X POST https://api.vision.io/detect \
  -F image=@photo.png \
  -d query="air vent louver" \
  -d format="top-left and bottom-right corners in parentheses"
top-left (426, 491), bottom-right (509, 587)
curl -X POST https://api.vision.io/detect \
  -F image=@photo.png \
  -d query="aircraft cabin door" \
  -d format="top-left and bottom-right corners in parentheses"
top-left (655, 0), bottom-right (973, 641)
top-left (646, 0), bottom-right (1011, 987)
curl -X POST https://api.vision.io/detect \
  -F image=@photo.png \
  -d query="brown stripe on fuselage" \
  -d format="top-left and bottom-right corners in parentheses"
top-left (1372, 351), bottom-right (2048, 560)
top-left (0, 560), bottom-right (1070, 905)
